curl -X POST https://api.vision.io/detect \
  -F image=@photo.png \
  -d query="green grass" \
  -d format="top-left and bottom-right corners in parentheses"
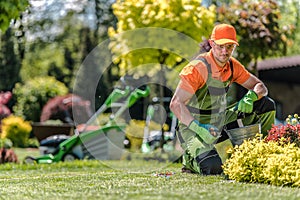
top-left (13, 148), bottom-right (41, 162)
top-left (0, 149), bottom-right (299, 200)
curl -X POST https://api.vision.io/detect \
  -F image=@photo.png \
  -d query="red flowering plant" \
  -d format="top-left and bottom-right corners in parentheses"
top-left (265, 114), bottom-right (300, 147)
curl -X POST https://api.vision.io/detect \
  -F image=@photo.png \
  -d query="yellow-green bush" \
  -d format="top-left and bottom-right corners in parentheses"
top-left (125, 120), bottom-right (163, 151)
top-left (96, 113), bottom-right (114, 126)
top-left (125, 120), bottom-right (145, 150)
top-left (1, 115), bottom-right (32, 147)
top-left (223, 137), bottom-right (300, 187)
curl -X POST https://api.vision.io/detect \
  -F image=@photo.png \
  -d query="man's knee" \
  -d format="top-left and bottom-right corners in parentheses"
top-left (196, 150), bottom-right (223, 175)
top-left (253, 96), bottom-right (276, 115)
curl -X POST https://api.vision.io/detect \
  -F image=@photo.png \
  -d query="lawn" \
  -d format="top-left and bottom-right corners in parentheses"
top-left (0, 148), bottom-right (299, 200)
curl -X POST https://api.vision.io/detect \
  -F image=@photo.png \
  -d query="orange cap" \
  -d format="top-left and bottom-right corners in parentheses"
top-left (211, 24), bottom-right (239, 46)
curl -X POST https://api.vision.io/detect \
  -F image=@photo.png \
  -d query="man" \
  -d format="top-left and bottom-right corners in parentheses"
top-left (169, 24), bottom-right (276, 175)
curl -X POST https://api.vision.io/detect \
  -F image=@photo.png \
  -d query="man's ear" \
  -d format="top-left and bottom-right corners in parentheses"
top-left (208, 39), bottom-right (213, 47)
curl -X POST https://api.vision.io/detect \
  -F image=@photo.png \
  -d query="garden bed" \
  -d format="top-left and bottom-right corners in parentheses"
top-left (32, 122), bottom-right (74, 142)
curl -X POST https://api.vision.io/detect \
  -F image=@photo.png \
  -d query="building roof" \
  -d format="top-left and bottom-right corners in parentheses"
top-left (257, 55), bottom-right (300, 84)
top-left (257, 55), bottom-right (300, 71)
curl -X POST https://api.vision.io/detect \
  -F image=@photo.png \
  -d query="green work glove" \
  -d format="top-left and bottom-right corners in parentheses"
top-left (237, 90), bottom-right (258, 113)
top-left (188, 120), bottom-right (219, 144)
top-left (186, 136), bottom-right (206, 158)
top-left (214, 139), bottom-right (233, 163)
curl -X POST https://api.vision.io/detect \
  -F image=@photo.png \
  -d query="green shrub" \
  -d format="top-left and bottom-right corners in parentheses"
top-left (223, 137), bottom-right (300, 187)
top-left (1, 115), bottom-right (32, 147)
top-left (0, 138), bottom-right (13, 148)
top-left (27, 138), bottom-right (40, 148)
top-left (13, 76), bottom-right (68, 121)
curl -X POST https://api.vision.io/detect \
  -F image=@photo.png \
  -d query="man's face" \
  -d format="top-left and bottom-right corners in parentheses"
top-left (209, 40), bottom-right (236, 65)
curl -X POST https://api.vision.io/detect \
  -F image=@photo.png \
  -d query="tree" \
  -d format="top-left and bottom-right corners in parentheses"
top-left (0, 28), bottom-right (22, 91)
top-left (71, 0), bottom-right (120, 111)
top-left (21, 0), bottom-right (119, 108)
top-left (217, 0), bottom-right (294, 74)
top-left (107, 0), bottom-right (216, 128)
top-left (277, 0), bottom-right (300, 56)
top-left (94, 0), bottom-right (117, 38)
top-left (0, 0), bottom-right (29, 32)
top-left (108, 0), bottom-right (216, 92)
top-left (20, 10), bottom-right (85, 88)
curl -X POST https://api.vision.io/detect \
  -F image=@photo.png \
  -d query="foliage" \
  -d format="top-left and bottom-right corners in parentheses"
top-left (21, 1), bottom-right (119, 108)
top-left (20, 13), bottom-right (81, 89)
top-left (286, 114), bottom-right (300, 125)
top-left (223, 137), bottom-right (300, 187)
top-left (125, 119), bottom-right (163, 150)
top-left (1, 115), bottom-right (32, 148)
top-left (265, 114), bottom-right (300, 147)
top-left (0, 148), bottom-right (18, 164)
top-left (217, 0), bottom-right (294, 73)
top-left (0, 91), bottom-right (12, 121)
top-left (0, 0), bottom-right (29, 31)
top-left (0, 138), bottom-right (13, 149)
top-left (12, 76), bottom-right (68, 122)
top-left (96, 113), bottom-right (114, 126)
top-left (109, 0), bottom-right (216, 77)
top-left (0, 28), bottom-right (23, 91)
top-left (26, 138), bottom-right (39, 148)
top-left (265, 123), bottom-right (300, 147)
top-left (277, 0), bottom-right (300, 55)
top-left (94, 0), bottom-right (118, 37)
top-left (125, 120), bottom-right (145, 150)
top-left (40, 94), bottom-right (92, 124)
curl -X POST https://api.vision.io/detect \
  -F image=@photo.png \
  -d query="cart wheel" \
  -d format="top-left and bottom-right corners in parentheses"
top-left (24, 156), bottom-right (36, 164)
top-left (63, 153), bottom-right (76, 162)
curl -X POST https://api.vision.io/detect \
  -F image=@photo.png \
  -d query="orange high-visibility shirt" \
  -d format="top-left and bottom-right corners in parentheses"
top-left (178, 51), bottom-right (250, 94)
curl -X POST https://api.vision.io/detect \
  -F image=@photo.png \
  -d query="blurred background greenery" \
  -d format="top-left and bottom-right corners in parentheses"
top-left (0, 0), bottom-right (299, 155)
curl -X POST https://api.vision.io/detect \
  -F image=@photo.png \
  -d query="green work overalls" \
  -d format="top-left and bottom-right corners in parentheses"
top-left (177, 56), bottom-right (276, 174)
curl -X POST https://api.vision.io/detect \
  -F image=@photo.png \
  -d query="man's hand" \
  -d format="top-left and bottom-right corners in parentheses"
top-left (188, 120), bottom-right (219, 144)
top-left (237, 90), bottom-right (258, 113)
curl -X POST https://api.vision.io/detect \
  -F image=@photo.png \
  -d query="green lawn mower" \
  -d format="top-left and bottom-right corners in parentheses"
top-left (25, 76), bottom-right (150, 164)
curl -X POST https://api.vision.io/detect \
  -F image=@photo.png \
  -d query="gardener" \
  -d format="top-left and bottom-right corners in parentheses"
top-left (169, 23), bottom-right (276, 175)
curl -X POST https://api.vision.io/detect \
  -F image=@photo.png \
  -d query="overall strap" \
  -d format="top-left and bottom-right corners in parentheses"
top-left (186, 57), bottom-right (234, 114)
top-left (196, 57), bottom-right (233, 95)
top-left (228, 59), bottom-right (233, 81)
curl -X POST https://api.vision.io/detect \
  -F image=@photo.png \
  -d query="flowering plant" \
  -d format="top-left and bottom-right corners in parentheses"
top-left (265, 114), bottom-right (300, 147)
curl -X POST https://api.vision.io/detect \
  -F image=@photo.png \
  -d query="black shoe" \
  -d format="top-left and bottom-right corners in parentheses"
top-left (181, 167), bottom-right (195, 174)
